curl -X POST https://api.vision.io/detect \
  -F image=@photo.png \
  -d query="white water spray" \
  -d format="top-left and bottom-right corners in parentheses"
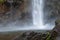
top-left (33, 0), bottom-right (44, 28)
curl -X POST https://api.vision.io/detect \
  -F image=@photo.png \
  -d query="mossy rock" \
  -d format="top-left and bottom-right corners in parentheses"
top-left (55, 19), bottom-right (60, 25)
top-left (0, 0), bottom-right (6, 4)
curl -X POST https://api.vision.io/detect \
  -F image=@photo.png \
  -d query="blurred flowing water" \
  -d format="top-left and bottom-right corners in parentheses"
top-left (32, 0), bottom-right (45, 28)
top-left (32, 0), bottom-right (55, 29)
top-left (0, 0), bottom-right (56, 32)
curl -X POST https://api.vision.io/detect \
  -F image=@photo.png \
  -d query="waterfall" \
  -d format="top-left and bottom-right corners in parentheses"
top-left (32, 0), bottom-right (55, 30)
top-left (33, 0), bottom-right (44, 28)
top-left (0, 0), bottom-right (55, 32)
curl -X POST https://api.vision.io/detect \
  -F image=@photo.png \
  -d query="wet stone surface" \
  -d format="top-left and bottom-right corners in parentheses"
top-left (0, 0), bottom-right (33, 27)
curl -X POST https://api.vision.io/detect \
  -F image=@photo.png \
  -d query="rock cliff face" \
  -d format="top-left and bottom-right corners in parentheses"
top-left (0, 0), bottom-right (32, 27)
top-left (44, 0), bottom-right (60, 17)
top-left (43, 0), bottom-right (60, 24)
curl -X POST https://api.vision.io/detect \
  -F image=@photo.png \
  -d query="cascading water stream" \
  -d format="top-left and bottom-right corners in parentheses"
top-left (32, 0), bottom-right (55, 29)
top-left (32, 0), bottom-right (44, 28)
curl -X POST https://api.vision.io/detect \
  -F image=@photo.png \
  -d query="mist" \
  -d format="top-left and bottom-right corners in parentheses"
top-left (0, 0), bottom-right (56, 32)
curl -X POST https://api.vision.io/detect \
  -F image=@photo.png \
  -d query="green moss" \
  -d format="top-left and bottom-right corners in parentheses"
top-left (0, 0), bottom-right (6, 4)
top-left (56, 19), bottom-right (60, 22)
